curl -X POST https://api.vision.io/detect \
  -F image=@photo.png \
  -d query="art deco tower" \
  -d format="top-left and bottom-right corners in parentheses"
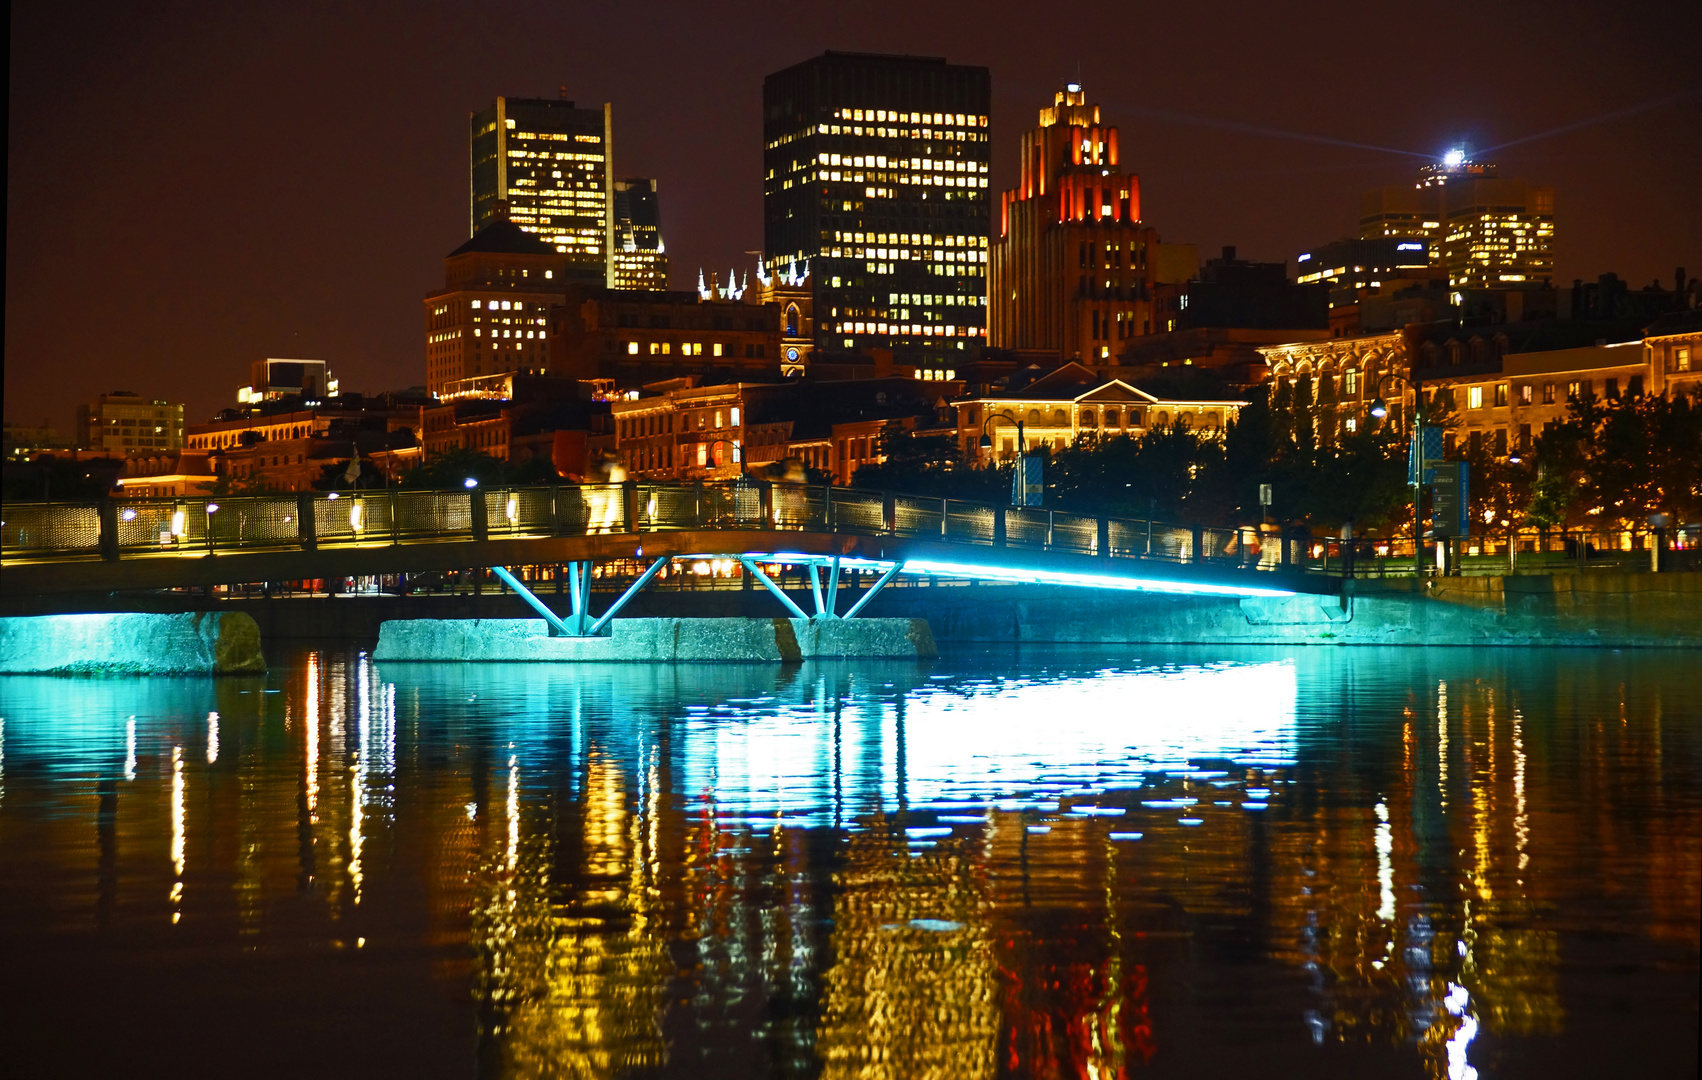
top-left (989, 85), bottom-right (1163, 362)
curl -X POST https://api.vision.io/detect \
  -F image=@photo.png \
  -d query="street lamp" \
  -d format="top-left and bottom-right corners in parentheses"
top-left (463, 477), bottom-right (479, 489)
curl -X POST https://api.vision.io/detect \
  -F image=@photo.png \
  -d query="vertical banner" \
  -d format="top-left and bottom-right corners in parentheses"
top-left (1430, 461), bottom-right (1470, 538)
top-left (1011, 454), bottom-right (1044, 507)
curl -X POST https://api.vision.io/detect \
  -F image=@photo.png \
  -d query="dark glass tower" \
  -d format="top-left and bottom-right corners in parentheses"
top-left (470, 96), bottom-right (611, 283)
top-left (763, 52), bottom-right (991, 373)
top-left (611, 177), bottom-right (668, 290)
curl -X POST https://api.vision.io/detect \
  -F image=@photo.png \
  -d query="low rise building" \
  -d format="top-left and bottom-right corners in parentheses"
top-left (76, 392), bottom-right (185, 455)
top-left (550, 284), bottom-right (783, 387)
top-left (115, 450), bottom-right (217, 498)
top-left (954, 361), bottom-right (1246, 464)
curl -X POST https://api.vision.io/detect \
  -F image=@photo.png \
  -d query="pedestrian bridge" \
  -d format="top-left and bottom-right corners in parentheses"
top-left (1, 482), bottom-right (1332, 629)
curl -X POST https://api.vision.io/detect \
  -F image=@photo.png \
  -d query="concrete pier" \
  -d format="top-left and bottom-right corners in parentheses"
top-left (371, 617), bottom-right (937, 662)
top-left (0, 612), bottom-right (266, 674)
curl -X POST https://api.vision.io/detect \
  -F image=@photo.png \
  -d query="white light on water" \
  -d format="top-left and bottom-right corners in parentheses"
top-left (678, 662), bottom-right (1297, 815)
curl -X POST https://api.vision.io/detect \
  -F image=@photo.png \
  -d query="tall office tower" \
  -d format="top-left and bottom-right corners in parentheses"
top-left (763, 52), bottom-right (991, 373)
top-left (470, 95), bottom-right (612, 282)
top-left (423, 205), bottom-right (566, 398)
top-left (988, 84), bottom-right (1163, 362)
top-left (611, 178), bottom-right (668, 290)
top-left (1359, 154), bottom-right (1554, 291)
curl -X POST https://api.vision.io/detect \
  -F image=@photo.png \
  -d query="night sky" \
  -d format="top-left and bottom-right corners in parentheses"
top-left (7, 1), bottom-right (1699, 430)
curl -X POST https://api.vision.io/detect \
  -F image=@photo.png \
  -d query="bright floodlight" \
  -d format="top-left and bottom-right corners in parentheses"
top-left (1369, 397), bottom-right (1388, 419)
top-left (1443, 148), bottom-right (1466, 167)
top-left (464, 478), bottom-right (479, 489)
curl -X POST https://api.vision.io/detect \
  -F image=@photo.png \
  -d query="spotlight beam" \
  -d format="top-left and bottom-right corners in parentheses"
top-left (1476, 86), bottom-right (1702, 155)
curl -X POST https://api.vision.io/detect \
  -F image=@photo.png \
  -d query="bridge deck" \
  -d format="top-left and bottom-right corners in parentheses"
top-left (2, 483), bottom-right (1335, 599)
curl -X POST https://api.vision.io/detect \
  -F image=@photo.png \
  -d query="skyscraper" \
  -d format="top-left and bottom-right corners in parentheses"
top-left (611, 178), bottom-right (668, 290)
top-left (763, 52), bottom-right (991, 373)
top-left (988, 84), bottom-right (1163, 362)
top-left (470, 95), bottom-right (612, 282)
top-left (1359, 155), bottom-right (1554, 291)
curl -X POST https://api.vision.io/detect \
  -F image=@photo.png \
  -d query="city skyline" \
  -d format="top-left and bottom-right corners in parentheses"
top-left (6, 1), bottom-right (1700, 429)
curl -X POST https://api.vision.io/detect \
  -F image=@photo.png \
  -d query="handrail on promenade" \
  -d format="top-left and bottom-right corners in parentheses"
top-left (5, 482), bottom-right (1685, 578)
top-left (0, 481), bottom-right (1289, 575)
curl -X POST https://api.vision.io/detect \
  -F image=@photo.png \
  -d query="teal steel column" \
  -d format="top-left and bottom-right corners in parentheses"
top-left (737, 556), bottom-right (810, 621)
top-left (491, 566), bottom-right (573, 637)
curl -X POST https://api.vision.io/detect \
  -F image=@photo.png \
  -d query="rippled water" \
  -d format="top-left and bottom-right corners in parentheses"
top-left (1, 645), bottom-right (1697, 1078)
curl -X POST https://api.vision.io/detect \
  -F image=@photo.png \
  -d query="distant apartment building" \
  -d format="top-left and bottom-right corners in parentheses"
top-left (470, 95), bottom-right (612, 281)
top-left (608, 376), bottom-right (945, 482)
top-left (989, 84), bottom-right (1170, 363)
top-left (423, 206), bottom-right (566, 397)
top-left (1294, 237), bottom-right (1435, 309)
top-left (764, 51), bottom-right (991, 372)
top-left (611, 178), bottom-right (668, 290)
top-left (76, 392), bottom-right (185, 454)
top-left (549, 284), bottom-right (783, 387)
top-left (1359, 156), bottom-right (1554, 291)
top-left (1258, 309), bottom-right (1702, 454)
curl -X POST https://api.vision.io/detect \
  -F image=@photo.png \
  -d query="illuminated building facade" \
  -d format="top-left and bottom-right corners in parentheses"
top-left (1360, 157), bottom-right (1554, 291)
top-left (423, 207), bottom-right (566, 398)
top-left (76, 391), bottom-right (185, 454)
top-left (955, 362), bottom-right (1245, 463)
top-left (470, 95), bottom-right (612, 281)
top-left (763, 51), bottom-right (991, 373)
top-left (611, 178), bottom-right (668, 290)
top-left (1295, 237), bottom-right (1434, 308)
top-left (989, 84), bottom-right (1165, 363)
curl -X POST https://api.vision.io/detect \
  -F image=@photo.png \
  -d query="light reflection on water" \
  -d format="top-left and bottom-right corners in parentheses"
top-left (0, 645), bottom-right (1697, 1079)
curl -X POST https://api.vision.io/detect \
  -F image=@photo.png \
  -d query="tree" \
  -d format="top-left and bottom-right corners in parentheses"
top-left (399, 448), bottom-right (512, 490)
top-left (852, 426), bottom-right (1009, 501)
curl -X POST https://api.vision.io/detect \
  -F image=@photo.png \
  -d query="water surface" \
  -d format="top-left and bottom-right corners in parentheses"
top-left (1, 645), bottom-right (1697, 1078)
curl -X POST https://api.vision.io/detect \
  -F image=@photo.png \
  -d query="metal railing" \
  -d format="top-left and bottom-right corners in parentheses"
top-left (4, 483), bottom-right (1692, 578)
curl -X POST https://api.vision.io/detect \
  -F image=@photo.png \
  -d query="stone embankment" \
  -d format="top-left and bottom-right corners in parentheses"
top-left (372, 617), bottom-right (937, 662)
top-left (0, 612), bottom-right (267, 674)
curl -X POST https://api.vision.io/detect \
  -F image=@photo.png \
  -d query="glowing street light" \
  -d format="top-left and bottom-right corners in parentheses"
top-left (1369, 398), bottom-right (1389, 419)
top-left (1443, 147), bottom-right (1466, 167)
top-left (464, 477), bottom-right (479, 489)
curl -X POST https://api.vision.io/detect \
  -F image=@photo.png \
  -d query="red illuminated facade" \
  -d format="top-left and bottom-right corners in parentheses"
top-left (989, 85), bottom-right (1164, 362)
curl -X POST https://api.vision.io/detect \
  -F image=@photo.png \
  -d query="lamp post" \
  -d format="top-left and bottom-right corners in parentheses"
top-left (977, 410), bottom-right (1025, 462)
top-left (1368, 370), bottom-right (1424, 579)
top-left (978, 410), bottom-right (1028, 507)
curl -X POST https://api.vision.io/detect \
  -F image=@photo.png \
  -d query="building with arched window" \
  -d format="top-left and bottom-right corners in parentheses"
top-left (952, 362), bottom-right (1246, 464)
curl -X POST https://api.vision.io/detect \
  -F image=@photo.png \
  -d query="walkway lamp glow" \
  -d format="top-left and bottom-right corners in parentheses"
top-left (464, 477), bottom-right (479, 489)
top-left (1369, 397), bottom-right (1388, 419)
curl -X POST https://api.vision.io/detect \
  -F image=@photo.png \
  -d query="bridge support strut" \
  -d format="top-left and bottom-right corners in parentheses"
top-left (492, 559), bottom-right (666, 637)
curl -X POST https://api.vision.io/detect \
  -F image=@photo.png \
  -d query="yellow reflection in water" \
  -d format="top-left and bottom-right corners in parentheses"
top-left (817, 820), bottom-right (997, 1080)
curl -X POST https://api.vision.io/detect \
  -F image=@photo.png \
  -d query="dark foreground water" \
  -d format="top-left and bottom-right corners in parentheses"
top-left (1, 645), bottom-right (1697, 1079)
